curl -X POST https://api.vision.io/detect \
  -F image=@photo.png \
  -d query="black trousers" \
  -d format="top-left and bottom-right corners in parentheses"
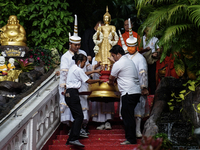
top-left (121, 93), bottom-right (141, 144)
top-left (148, 62), bottom-right (156, 94)
top-left (65, 88), bottom-right (83, 143)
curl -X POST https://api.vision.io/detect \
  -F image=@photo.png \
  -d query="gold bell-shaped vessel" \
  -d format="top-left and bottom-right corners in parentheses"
top-left (88, 71), bottom-right (120, 102)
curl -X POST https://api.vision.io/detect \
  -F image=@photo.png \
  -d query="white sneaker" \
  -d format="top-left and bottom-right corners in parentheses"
top-left (96, 124), bottom-right (105, 130)
top-left (105, 122), bottom-right (112, 130)
top-left (136, 130), bottom-right (142, 138)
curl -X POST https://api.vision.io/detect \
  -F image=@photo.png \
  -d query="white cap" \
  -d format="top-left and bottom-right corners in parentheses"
top-left (69, 14), bottom-right (81, 44)
top-left (126, 18), bottom-right (137, 47)
top-left (118, 30), bottom-right (128, 52)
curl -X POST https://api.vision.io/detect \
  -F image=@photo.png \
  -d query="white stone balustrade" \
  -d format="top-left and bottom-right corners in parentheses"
top-left (0, 68), bottom-right (60, 150)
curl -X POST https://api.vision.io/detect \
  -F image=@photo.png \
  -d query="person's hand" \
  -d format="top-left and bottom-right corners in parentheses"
top-left (94, 69), bottom-right (102, 75)
top-left (87, 56), bottom-right (92, 61)
top-left (141, 88), bottom-right (149, 96)
top-left (99, 79), bottom-right (104, 83)
top-left (152, 52), bottom-right (158, 58)
top-left (146, 47), bottom-right (151, 51)
top-left (108, 56), bottom-right (115, 63)
top-left (107, 80), bottom-right (113, 85)
top-left (95, 61), bottom-right (101, 69)
top-left (61, 85), bottom-right (67, 95)
top-left (55, 71), bottom-right (60, 76)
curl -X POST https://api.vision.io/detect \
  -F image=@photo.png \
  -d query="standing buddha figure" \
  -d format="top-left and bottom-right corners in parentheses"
top-left (93, 6), bottom-right (119, 71)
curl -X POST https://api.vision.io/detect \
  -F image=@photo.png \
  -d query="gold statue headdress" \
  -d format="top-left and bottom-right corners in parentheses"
top-left (103, 6), bottom-right (111, 24)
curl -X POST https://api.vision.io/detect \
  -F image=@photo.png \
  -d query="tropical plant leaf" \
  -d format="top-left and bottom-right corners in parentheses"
top-left (188, 5), bottom-right (200, 27)
top-left (188, 85), bottom-right (195, 91)
top-left (174, 58), bottom-right (185, 77)
top-left (179, 94), bottom-right (185, 100)
top-left (180, 90), bottom-right (186, 93)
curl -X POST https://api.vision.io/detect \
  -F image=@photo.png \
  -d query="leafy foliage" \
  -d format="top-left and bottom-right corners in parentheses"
top-left (15, 58), bottom-right (34, 72)
top-left (0, 0), bottom-right (73, 54)
top-left (136, 0), bottom-right (200, 75)
top-left (153, 133), bottom-right (173, 150)
top-left (136, 134), bottom-right (172, 150)
top-left (65, 0), bottom-right (144, 36)
top-left (28, 47), bottom-right (56, 72)
top-left (136, 136), bottom-right (163, 150)
top-left (169, 78), bottom-right (200, 111)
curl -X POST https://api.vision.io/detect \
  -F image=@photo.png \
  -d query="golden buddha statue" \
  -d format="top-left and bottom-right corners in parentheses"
top-left (93, 6), bottom-right (119, 70)
top-left (0, 15), bottom-right (27, 46)
top-left (88, 7), bottom-right (120, 102)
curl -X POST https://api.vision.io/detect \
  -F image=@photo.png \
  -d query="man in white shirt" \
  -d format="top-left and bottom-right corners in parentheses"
top-left (140, 27), bottom-right (160, 94)
top-left (59, 15), bottom-right (98, 135)
top-left (108, 45), bottom-right (141, 145)
top-left (124, 18), bottom-right (149, 138)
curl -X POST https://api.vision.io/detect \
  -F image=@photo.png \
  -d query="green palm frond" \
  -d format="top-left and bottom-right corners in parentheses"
top-left (167, 4), bottom-right (187, 22)
top-left (137, 7), bottom-right (168, 36)
top-left (188, 5), bottom-right (200, 27)
top-left (161, 24), bottom-right (192, 43)
top-left (136, 0), bottom-right (175, 15)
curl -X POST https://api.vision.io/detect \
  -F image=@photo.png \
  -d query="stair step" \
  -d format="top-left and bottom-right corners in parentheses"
top-left (49, 145), bottom-right (139, 150)
top-left (52, 139), bottom-right (141, 145)
top-left (60, 129), bottom-right (125, 135)
top-left (60, 124), bottom-right (124, 130)
top-left (57, 134), bottom-right (127, 140)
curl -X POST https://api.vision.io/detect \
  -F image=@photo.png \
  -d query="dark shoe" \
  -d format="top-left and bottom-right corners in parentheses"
top-left (68, 129), bottom-right (71, 136)
top-left (79, 128), bottom-right (88, 138)
top-left (82, 127), bottom-right (90, 135)
top-left (68, 140), bottom-right (85, 147)
top-left (120, 140), bottom-right (136, 145)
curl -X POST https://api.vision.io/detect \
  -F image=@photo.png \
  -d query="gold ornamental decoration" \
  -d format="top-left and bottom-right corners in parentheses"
top-left (0, 15), bottom-right (27, 46)
top-left (88, 7), bottom-right (120, 102)
top-left (93, 6), bottom-right (119, 71)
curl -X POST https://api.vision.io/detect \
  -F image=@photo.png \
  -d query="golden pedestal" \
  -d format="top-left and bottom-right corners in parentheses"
top-left (88, 71), bottom-right (120, 102)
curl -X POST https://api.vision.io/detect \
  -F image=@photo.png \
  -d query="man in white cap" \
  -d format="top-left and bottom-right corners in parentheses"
top-left (59, 15), bottom-right (100, 141)
top-left (124, 18), bottom-right (149, 138)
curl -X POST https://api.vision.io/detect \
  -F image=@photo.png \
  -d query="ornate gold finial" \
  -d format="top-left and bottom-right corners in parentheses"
top-left (103, 6), bottom-right (111, 25)
top-left (104, 6), bottom-right (111, 18)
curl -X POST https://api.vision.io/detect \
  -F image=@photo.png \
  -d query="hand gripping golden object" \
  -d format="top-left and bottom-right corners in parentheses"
top-left (0, 15), bottom-right (27, 46)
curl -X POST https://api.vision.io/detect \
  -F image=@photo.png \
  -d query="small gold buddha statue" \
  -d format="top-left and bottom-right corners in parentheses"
top-left (0, 15), bottom-right (27, 46)
top-left (93, 6), bottom-right (119, 70)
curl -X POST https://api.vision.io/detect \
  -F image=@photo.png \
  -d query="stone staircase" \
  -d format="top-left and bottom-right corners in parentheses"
top-left (48, 118), bottom-right (140, 150)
